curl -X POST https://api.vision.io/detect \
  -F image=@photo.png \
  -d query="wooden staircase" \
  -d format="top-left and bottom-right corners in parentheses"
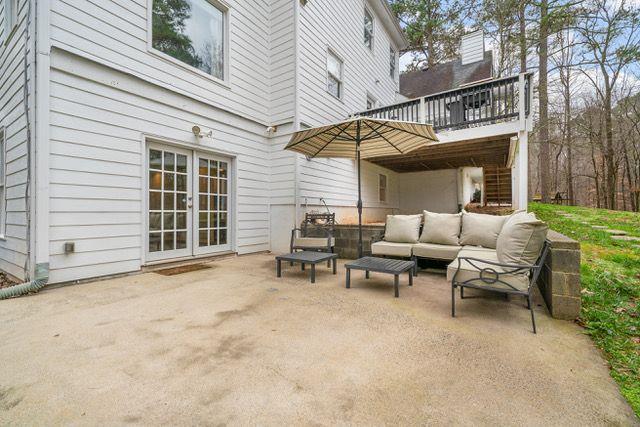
top-left (483, 166), bottom-right (512, 206)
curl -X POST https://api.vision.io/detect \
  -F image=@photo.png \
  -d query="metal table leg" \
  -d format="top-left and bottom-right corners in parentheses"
top-left (394, 274), bottom-right (399, 298)
top-left (311, 264), bottom-right (316, 283)
top-left (332, 258), bottom-right (337, 274)
top-left (365, 270), bottom-right (369, 279)
top-left (276, 259), bottom-right (281, 277)
top-left (408, 270), bottom-right (413, 286)
top-left (346, 268), bottom-right (351, 288)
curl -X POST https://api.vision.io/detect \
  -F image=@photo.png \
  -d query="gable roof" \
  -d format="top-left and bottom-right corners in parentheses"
top-left (399, 51), bottom-right (493, 99)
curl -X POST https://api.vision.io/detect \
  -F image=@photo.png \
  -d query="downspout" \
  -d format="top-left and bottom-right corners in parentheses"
top-left (1, 0), bottom-right (49, 299)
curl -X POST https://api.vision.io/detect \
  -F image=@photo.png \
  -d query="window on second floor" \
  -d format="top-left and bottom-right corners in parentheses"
top-left (389, 47), bottom-right (396, 79)
top-left (364, 9), bottom-right (374, 50)
top-left (378, 173), bottom-right (387, 203)
top-left (151, 0), bottom-right (226, 80)
top-left (327, 50), bottom-right (343, 99)
top-left (366, 94), bottom-right (376, 110)
top-left (3, 0), bottom-right (18, 44)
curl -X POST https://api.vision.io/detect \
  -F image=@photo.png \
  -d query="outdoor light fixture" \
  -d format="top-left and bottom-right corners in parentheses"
top-left (192, 125), bottom-right (212, 139)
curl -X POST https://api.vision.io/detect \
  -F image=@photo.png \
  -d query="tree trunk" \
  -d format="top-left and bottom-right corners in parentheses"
top-left (519, 2), bottom-right (527, 72)
top-left (564, 67), bottom-right (574, 204)
top-left (603, 87), bottom-right (617, 209)
top-left (538, 0), bottom-right (551, 202)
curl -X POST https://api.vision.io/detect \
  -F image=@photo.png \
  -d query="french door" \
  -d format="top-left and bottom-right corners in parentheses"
top-left (146, 143), bottom-right (231, 262)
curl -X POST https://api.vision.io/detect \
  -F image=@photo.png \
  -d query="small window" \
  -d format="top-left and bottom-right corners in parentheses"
top-left (327, 50), bottom-right (343, 99)
top-left (366, 94), bottom-right (376, 110)
top-left (364, 9), bottom-right (374, 50)
top-left (0, 128), bottom-right (5, 235)
top-left (378, 173), bottom-right (387, 203)
top-left (151, 0), bottom-right (225, 80)
top-left (3, 0), bottom-right (18, 43)
top-left (389, 47), bottom-right (396, 79)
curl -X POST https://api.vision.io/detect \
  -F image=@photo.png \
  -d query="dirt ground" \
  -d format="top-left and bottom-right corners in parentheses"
top-left (0, 253), bottom-right (637, 426)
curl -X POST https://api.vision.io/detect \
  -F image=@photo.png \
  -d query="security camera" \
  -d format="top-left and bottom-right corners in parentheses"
top-left (266, 125), bottom-right (278, 133)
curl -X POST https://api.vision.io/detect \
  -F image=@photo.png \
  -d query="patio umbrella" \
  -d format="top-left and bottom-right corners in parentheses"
top-left (285, 117), bottom-right (438, 258)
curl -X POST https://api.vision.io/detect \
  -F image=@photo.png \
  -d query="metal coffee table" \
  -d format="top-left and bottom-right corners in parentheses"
top-left (345, 256), bottom-right (415, 297)
top-left (275, 251), bottom-right (339, 283)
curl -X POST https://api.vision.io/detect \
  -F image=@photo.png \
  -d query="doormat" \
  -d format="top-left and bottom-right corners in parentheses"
top-left (154, 264), bottom-right (212, 276)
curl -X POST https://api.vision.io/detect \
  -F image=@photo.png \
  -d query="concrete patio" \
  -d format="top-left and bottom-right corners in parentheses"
top-left (0, 253), bottom-right (636, 425)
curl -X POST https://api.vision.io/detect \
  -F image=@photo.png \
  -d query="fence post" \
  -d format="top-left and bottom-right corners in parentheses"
top-left (419, 97), bottom-right (426, 123)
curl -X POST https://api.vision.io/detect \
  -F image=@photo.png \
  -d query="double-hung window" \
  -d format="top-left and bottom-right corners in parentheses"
top-left (364, 9), bottom-right (374, 50)
top-left (151, 0), bottom-right (226, 80)
top-left (389, 47), bottom-right (396, 79)
top-left (378, 173), bottom-right (387, 203)
top-left (327, 50), bottom-right (343, 99)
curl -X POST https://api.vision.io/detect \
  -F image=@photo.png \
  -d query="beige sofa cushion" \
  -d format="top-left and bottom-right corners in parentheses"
top-left (496, 212), bottom-right (549, 265)
top-left (371, 241), bottom-right (413, 257)
top-left (293, 237), bottom-right (335, 248)
top-left (419, 211), bottom-right (461, 245)
top-left (458, 246), bottom-right (498, 260)
top-left (383, 214), bottom-right (422, 243)
top-left (446, 257), bottom-right (529, 292)
top-left (459, 212), bottom-right (507, 249)
top-left (412, 243), bottom-right (461, 261)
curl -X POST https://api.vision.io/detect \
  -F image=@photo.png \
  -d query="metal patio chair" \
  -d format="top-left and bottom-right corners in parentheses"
top-left (451, 241), bottom-right (550, 333)
top-left (290, 213), bottom-right (336, 266)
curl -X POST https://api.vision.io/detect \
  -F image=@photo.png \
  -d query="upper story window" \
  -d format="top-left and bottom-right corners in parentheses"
top-left (327, 50), bottom-right (343, 99)
top-left (378, 173), bottom-right (387, 203)
top-left (3, 0), bottom-right (18, 44)
top-left (364, 9), bottom-right (374, 50)
top-left (151, 0), bottom-right (225, 80)
top-left (389, 47), bottom-right (396, 79)
top-left (366, 94), bottom-right (376, 110)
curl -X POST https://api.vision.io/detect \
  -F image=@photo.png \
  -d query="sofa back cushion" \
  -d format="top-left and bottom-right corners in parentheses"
top-left (459, 211), bottom-right (507, 249)
top-left (497, 212), bottom-right (549, 265)
top-left (384, 214), bottom-right (422, 243)
top-left (419, 211), bottom-right (461, 245)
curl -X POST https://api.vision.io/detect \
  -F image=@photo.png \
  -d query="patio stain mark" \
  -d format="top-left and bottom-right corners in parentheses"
top-left (121, 415), bottom-right (142, 424)
top-left (212, 335), bottom-right (254, 360)
top-left (175, 335), bottom-right (255, 372)
top-left (184, 303), bottom-right (258, 331)
top-left (0, 387), bottom-right (23, 411)
top-left (150, 316), bottom-right (175, 323)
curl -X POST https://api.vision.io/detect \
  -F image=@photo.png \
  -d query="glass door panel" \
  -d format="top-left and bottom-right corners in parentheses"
top-left (147, 145), bottom-right (192, 261)
top-left (194, 154), bottom-right (231, 254)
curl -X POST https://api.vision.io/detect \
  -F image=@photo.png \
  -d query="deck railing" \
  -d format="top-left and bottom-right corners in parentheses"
top-left (356, 73), bottom-right (532, 132)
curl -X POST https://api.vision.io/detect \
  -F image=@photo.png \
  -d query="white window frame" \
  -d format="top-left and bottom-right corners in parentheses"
top-left (146, 0), bottom-right (230, 86)
top-left (326, 48), bottom-right (343, 100)
top-left (364, 7), bottom-right (374, 51)
top-left (366, 93), bottom-right (377, 110)
top-left (3, 0), bottom-right (18, 45)
top-left (378, 173), bottom-right (387, 203)
top-left (389, 47), bottom-right (396, 80)
top-left (0, 127), bottom-right (6, 237)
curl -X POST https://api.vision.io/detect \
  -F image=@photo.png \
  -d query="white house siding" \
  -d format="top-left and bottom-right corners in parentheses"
top-left (47, 50), bottom-right (271, 283)
top-left (294, 0), bottom-right (402, 223)
top-left (50, 0), bottom-right (272, 125)
top-left (398, 170), bottom-right (459, 214)
top-left (268, 0), bottom-right (295, 125)
top-left (0, 0), bottom-right (30, 280)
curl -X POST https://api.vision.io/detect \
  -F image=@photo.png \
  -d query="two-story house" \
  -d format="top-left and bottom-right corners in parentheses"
top-left (0, 0), bottom-right (409, 284)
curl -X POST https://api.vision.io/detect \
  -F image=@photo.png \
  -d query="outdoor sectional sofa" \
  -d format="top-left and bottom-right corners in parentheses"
top-left (371, 210), bottom-right (549, 332)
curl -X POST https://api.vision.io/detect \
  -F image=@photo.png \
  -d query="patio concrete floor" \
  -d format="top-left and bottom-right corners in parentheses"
top-left (0, 253), bottom-right (636, 425)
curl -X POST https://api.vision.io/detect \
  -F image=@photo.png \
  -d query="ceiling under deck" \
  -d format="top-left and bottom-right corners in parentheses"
top-left (369, 136), bottom-right (514, 173)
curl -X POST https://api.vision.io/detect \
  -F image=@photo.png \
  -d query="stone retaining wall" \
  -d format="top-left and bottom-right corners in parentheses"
top-left (537, 230), bottom-right (582, 320)
top-left (327, 224), bottom-right (581, 320)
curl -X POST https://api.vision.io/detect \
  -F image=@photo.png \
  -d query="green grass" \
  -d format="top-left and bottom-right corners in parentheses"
top-left (530, 203), bottom-right (640, 415)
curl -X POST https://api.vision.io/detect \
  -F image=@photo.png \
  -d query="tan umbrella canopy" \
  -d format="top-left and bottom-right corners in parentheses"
top-left (285, 117), bottom-right (438, 257)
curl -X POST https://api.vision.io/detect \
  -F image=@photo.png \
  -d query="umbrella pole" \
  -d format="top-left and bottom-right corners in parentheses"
top-left (356, 121), bottom-right (363, 258)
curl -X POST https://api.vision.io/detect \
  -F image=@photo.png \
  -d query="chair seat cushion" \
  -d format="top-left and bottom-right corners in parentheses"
top-left (446, 257), bottom-right (529, 292)
top-left (293, 237), bottom-right (335, 248)
top-left (412, 243), bottom-right (461, 260)
top-left (371, 241), bottom-right (413, 257)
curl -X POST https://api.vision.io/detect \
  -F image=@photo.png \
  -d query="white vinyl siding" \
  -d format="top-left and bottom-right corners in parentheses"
top-left (0, 127), bottom-right (5, 235)
top-left (47, 50), bottom-right (271, 283)
top-left (50, 0), bottom-right (271, 124)
top-left (2, 0), bottom-right (17, 43)
top-left (0, 0), bottom-right (30, 280)
top-left (389, 47), bottom-right (396, 79)
top-left (297, 0), bottom-right (401, 211)
top-left (378, 173), bottom-right (387, 203)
